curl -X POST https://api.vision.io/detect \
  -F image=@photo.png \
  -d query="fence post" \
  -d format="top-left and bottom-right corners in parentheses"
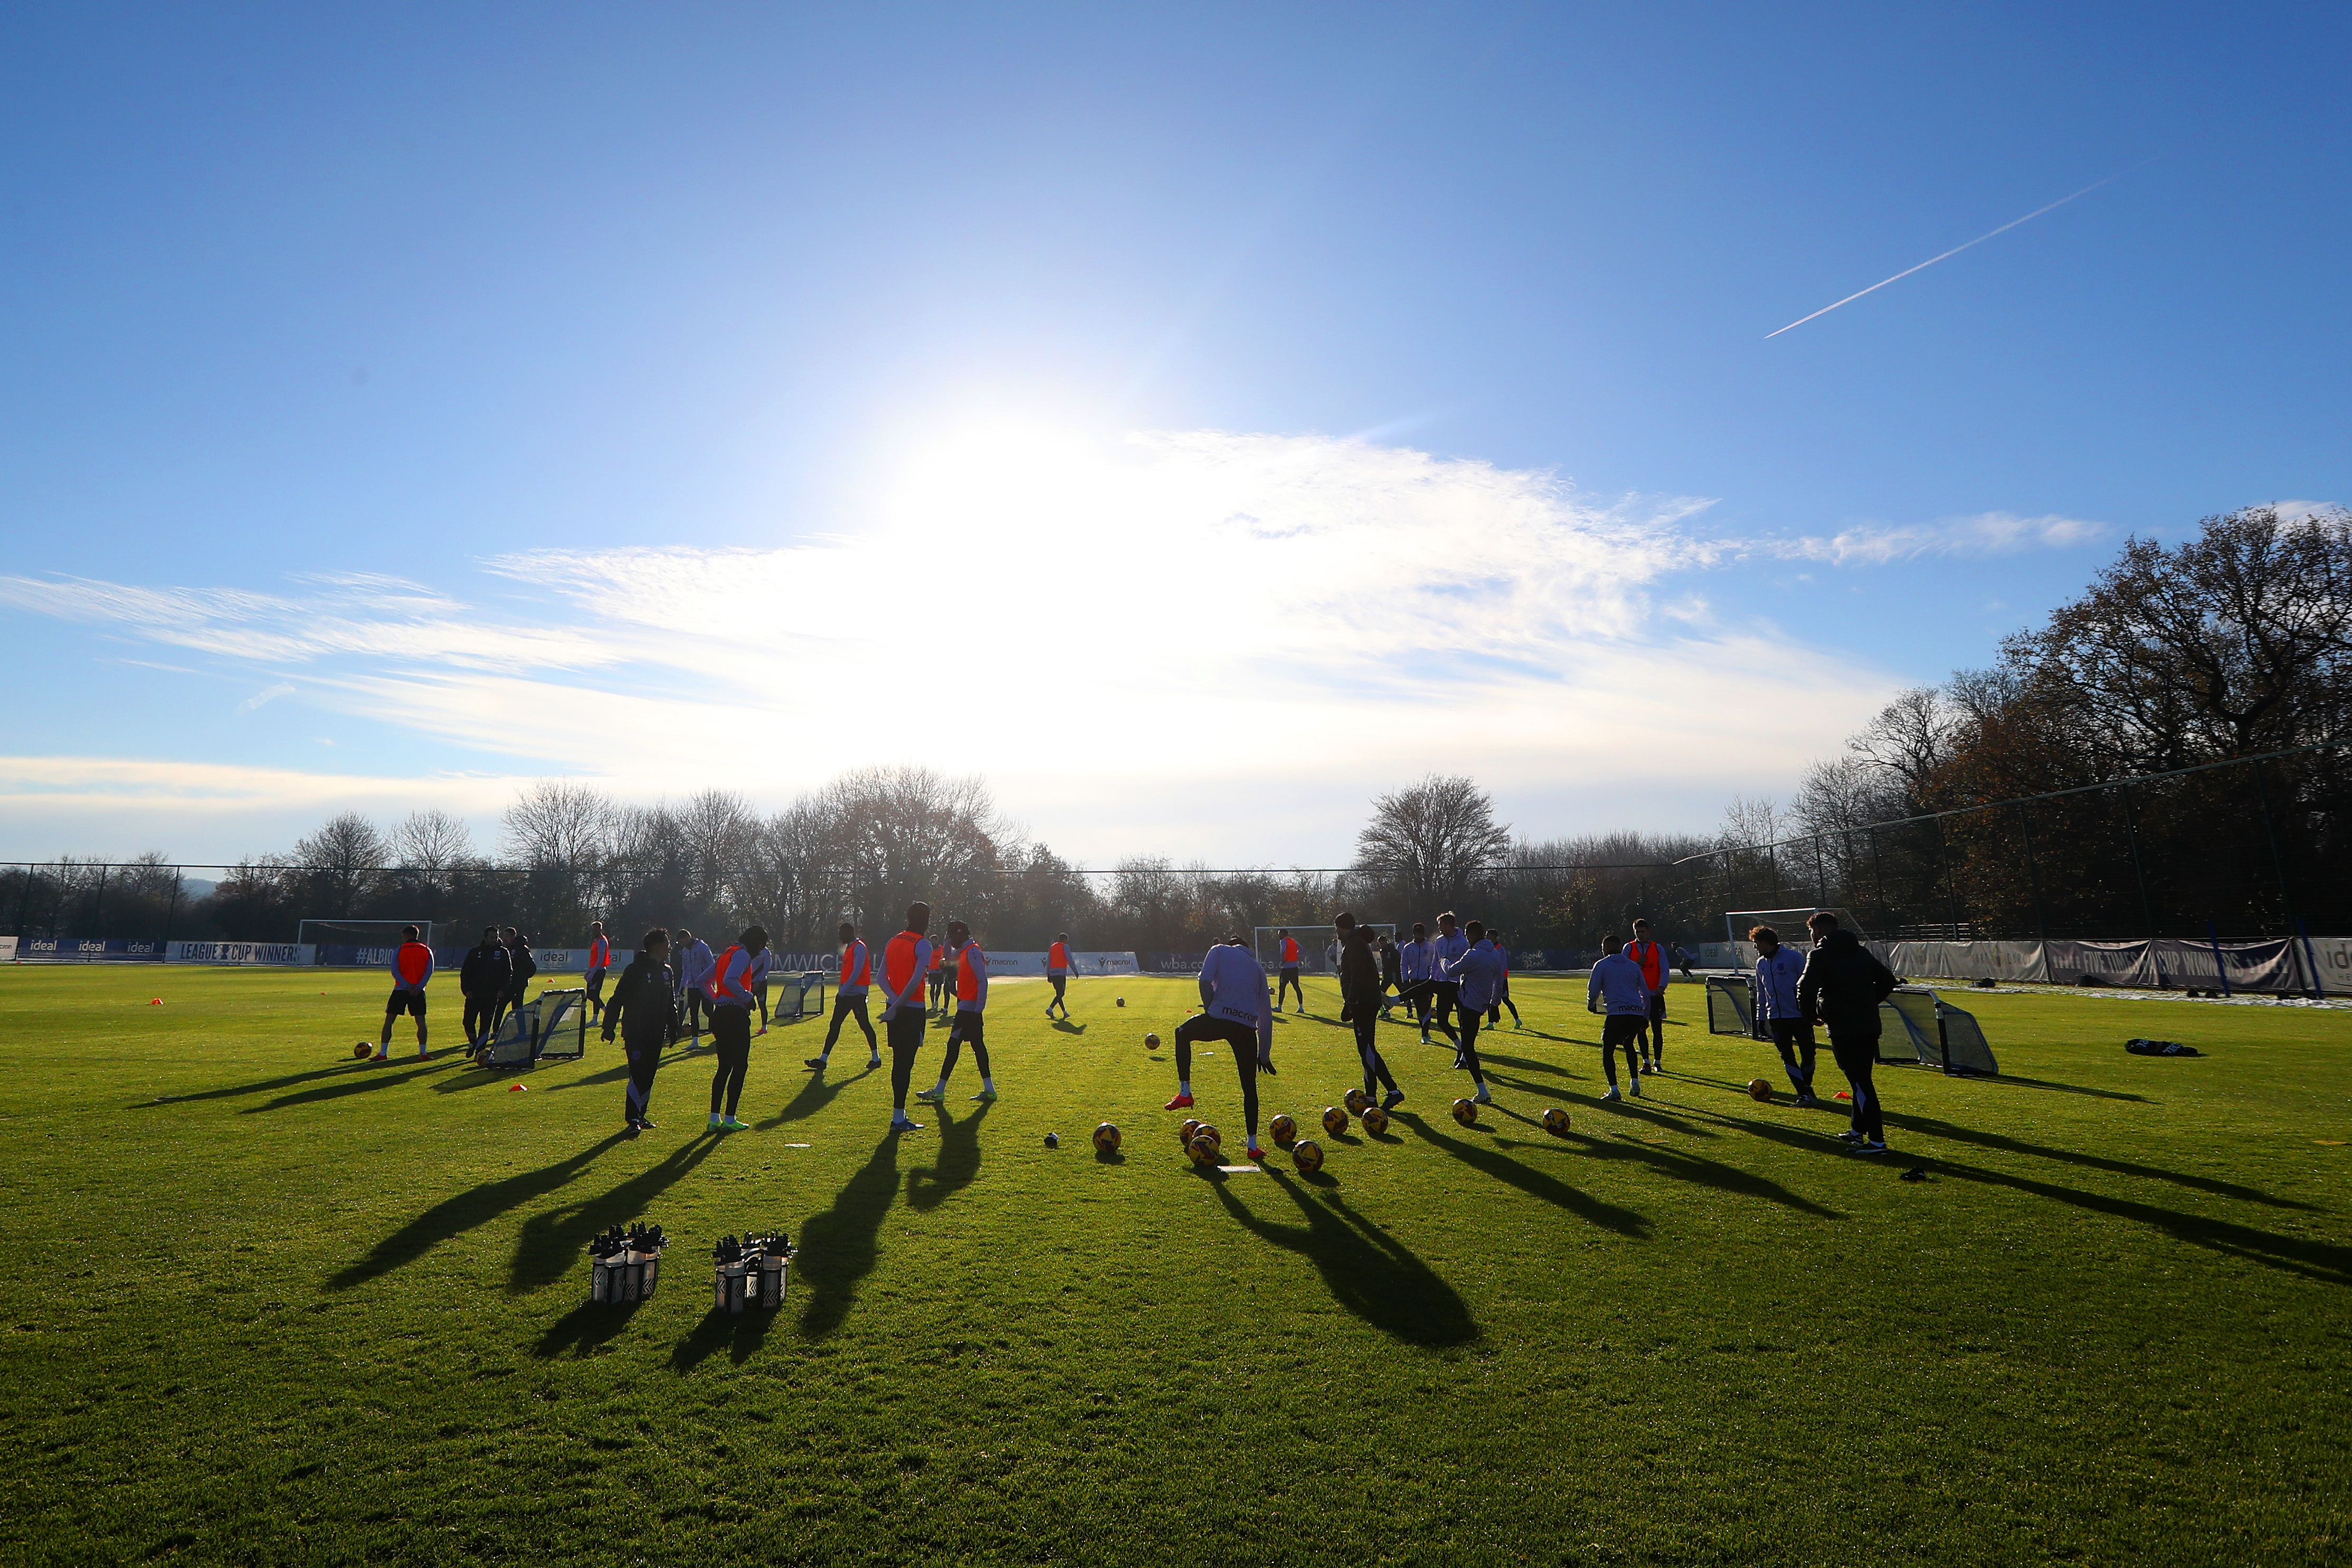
top-left (1813, 834), bottom-right (1827, 909)
top-left (162, 869), bottom-right (182, 949)
top-left (89, 863), bottom-right (108, 937)
top-left (2121, 782), bottom-right (2164, 986)
top-left (2249, 758), bottom-right (2314, 996)
top-left (11, 865), bottom-right (29, 940)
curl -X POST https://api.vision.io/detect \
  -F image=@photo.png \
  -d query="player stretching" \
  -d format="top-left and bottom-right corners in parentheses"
top-left (704, 926), bottom-right (769, 1133)
top-left (808, 921), bottom-right (880, 1071)
top-left (676, 929), bottom-right (715, 1048)
top-left (1166, 935), bottom-right (1274, 1161)
top-left (1796, 911), bottom-right (1899, 1153)
top-left (918, 919), bottom-right (997, 1103)
top-left (583, 920), bottom-right (612, 1021)
top-left (1439, 919), bottom-right (1501, 1106)
top-left (879, 904), bottom-right (935, 1133)
top-left (601, 927), bottom-right (678, 1135)
top-left (1587, 935), bottom-right (1648, 1100)
top-left (1045, 933), bottom-right (1074, 1019)
top-left (1751, 925), bottom-right (1819, 1105)
top-left (1625, 918), bottom-right (1671, 1072)
top-left (1486, 935), bottom-right (1523, 1029)
top-left (1336, 913), bottom-right (1403, 1110)
top-left (458, 925), bottom-right (509, 1055)
top-left (1274, 929), bottom-right (1304, 1013)
top-left (375, 925), bottom-right (434, 1060)
top-left (1432, 913), bottom-right (1469, 1063)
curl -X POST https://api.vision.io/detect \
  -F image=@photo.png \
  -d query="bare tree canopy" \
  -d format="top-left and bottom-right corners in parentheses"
top-left (1352, 774), bottom-right (1512, 909)
top-left (502, 780), bottom-right (615, 869)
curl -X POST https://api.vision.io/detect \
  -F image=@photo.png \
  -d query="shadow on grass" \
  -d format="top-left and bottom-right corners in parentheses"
top-left (793, 1133), bottom-right (905, 1339)
top-left (1050, 1019), bottom-right (1088, 1036)
top-left (509, 1135), bottom-right (725, 1293)
top-left (1880, 1109), bottom-right (2318, 1210)
top-left (328, 1132), bottom-right (634, 1290)
top-left (1985, 1074), bottom-right (2152, 1104)
top-left (672, 1304), bottom-right (774, 1372)
top-left (1395, 1111), bottom-right (1648, 1237)
top-left (1490, 1071), bottom-right (1718, 1138)
top-left (244, 1056), bottom-right (463, 1114)
top-left (1480, 1051), bottom-right (1581, 1076)
top-left (1209, 1168), bottom-right (1478, 1346)
top-left (535, 1298), bottom-right (644, 1359)
top-left (1532, 1127), bottom-right (1841, 1219)
top-left (906, 1102), bottom-right (991, 1212)
top-left (758, 1060), bottom-right (878, 1128)
top-left (137, 1060), bottom-right (369, 1107)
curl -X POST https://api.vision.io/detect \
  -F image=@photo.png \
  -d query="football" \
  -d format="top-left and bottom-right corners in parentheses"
top-left (1144, 1032), bottom-right (1161, 1049)
top-left (1292, 1139), bottom-right (1325, 1174)
top-left (1343, 1087), bottom-right (1372, 1116)
top-left (1269, 1112), bottom-right (1298, 1148)
top-left (1193, 1123), bottom-right (1222, 1151)
top-left (352, 1041), bottom-right (373, 1059)
top-left (1093, 1122), bottom-right (1122, 1153)
top-left (1321, 1105), bottom-right (1349, 1136)
top-left (1116, 997), bottom-right (1125, 1007)
top-left (1541, 1106), bottom-right (1571, 1135)
top-left (1450, 1097), bottom-right (1478, 1127)
top-left (1044, 1131), bottom-right (1060, 1148)
top-left (1748, 1078), bottom-right (1775, 1102)
top-left (1178, 1117), bottom-right (1203, 1146)
top-left (1188, 1134), bottom-right (1221, 1166)
top-left (1359, 1105), bottom-right (1391, 1136)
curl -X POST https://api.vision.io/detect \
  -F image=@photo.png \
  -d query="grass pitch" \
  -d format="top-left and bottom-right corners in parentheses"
top-left (2, 966), bottom-right (2347, 1565)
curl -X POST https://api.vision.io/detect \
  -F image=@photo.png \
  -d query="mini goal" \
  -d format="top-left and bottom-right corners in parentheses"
top-left (476, 987), bottom-right (589, 1068)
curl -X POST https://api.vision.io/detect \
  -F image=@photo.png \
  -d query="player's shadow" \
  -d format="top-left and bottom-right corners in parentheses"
top-left (533, 1298), bottom-right (645, 1359)
top-left (672, 1303), bottom-right (775, 1372)
top-left (508, 1136), bottom-right (725, 1293)
top-left (1209, 1170), bottom-right (1479, 1347)
top-left (1983, 1073), bottom-right (2151, 1103)
top-left (136, 1060), bottom-right (368, 1107)
top-left (243, 1057), bottom-right (460, 1114)
top-left (328, 1131), bottom-right (633, 1290)
top-left (1050, 1019), bottom-right (1088, 1035)
top-left (1481, 1052), bottom-right (1578, 1076)
top-left (1395, 1112), bottom-right (1648, 1238)
top-left (1879, 1109), bottom-right (2317, 1211)
top-left (793, 1134), bottom-right (905, 1339)
top-left (761, 1060), bottom-right (878, 1128)
top-left (905, 1103), bottom-right (991, 1212)
top-left (1533, 1127), bottom-right (1839, 1219)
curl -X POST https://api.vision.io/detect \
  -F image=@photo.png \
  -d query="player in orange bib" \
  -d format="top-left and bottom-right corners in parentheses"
top-left (880, 902), bottom-right (936, 1133)
top-left (917, 919), bottom-right (996, 1103)
top-left (376, 925), bottom-right (435, 1060)
top-left (1045, 933), bottom-right (1074, 1020)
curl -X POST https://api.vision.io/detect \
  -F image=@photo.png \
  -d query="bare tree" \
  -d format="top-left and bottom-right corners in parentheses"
top-left (1846, 688), bottom-right (1959, 807)
top-left (293, 811), bottom-right (390, 917)
top-left (1352, 774), bottom-right (1511, 911)
top-left (502, 780), bottom-right (614, 869)
top-left (393, 810), bottom-right (474, 879)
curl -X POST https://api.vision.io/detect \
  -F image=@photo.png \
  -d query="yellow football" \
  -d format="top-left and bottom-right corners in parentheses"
top-left (1450, 1097), bottom-right (1478, 1127)
top-left (1359, 1105), bottom-right (1390, 1136)
top-left (1269, 1113), bottom-right (1298, 1148)
top-left (1092, 1122), bottom-right (1122, 1153)
top-left (1542, 1106), bottom-right (1571, 1135)
top-left (1178, 1117), bottom-right (1203, 1146)
top-left (1145, 1032), bottom-right (1162, 1049)
top-left (1321, 1105), bottom-right (1349, 1136)
top-left (1188, 1134), bottom-right (1221, 1166)
top-left (352, 1041), bottom-right (373, 1059)
top-left (1343, 1087), bottom-right (1372, 1116)
top-left (1292, 1139), bottom-right (1325, 1174)
top-left (1193, 1123), bottom-right (1222, 1151)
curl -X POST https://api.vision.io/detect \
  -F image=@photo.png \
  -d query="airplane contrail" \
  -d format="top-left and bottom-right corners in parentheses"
top-left (1766, 167), bottom-right (2137, 339)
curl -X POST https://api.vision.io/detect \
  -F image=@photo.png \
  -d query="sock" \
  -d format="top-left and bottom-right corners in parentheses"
top-left (1179, 1079), bottom-right (1191, 1097)
top-left (981, 1076), bottom-right (994, 1092)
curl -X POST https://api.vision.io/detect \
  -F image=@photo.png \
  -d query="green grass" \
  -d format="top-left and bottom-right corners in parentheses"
top-left (1, 966), bottom-right (2347, 1565)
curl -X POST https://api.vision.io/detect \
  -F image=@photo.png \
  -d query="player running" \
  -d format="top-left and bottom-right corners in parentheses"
top-left (880, 903), bottom-right (936, 1133)
top-left (918, 919), bottom-right (997, 1104)
top-left (1045, 933), bottom-right (1074, 1019)
top-left (1165, 935), bottom-right (1274, 1160)
top-left (1336, 913), bottom-right (1403, 1111)
top-left (374, 924), bottom-right (435, 1060)
top-left (704, 926), bottom-right (769, 1133)
top-left (676, 929), bottom-right (715, 1048)
top-left (1625, 918), bottom-right (1671, 1072)
top-left (1751, 924), bottom-right (1820, 1105)
top-left (458, 925), bottom-right (509, 1055)
top-left (1439, 919), bottom-right (1502, 1106)
top-left (600, 927), bottom-right (678, 1135)
top-left (583, 920), bottom-right (612, 1022)
top-left (808, 921), bottom-right (880, 1071)
top-left (1274, 929), bottom-right (1304, 1013)
top-left (1486, 935), bottom-right (1524, 1030)
top-left (1587, 935), bottom-right (1649, 1100)
top-left (1796, 911), bottom-right (1899, 1153)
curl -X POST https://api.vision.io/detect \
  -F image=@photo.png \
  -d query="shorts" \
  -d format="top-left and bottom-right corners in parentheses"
top-left (1601, 1014), bottom-right (1645, 1049)
top-left (386, 989), bottom-right (428, 1018)
top-left (1647, 992), bottom-right (1667, 1023)
top-left (1175, 1013), bottom-right (1260, 1053)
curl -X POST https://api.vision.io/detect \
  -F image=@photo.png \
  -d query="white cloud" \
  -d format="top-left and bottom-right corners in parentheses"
top-left (235, 681), bottom-right (296, 714)
top-left (1727, 511), bottom-right (2109, 566)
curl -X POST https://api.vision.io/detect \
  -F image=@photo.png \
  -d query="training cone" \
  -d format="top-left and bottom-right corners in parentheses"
top-left (508, 1082), bottom-right (529, 1092)
top-left (148, 997), bottom-right (162, 1006)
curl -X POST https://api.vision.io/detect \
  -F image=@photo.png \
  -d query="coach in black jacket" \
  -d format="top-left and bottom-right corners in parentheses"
top-left (602, 929), bottom-right (679, 1134)
top-left (459, 927), bottom-right (511, 1051)
top-left (1796, 913), bottom-right (1900, 1153)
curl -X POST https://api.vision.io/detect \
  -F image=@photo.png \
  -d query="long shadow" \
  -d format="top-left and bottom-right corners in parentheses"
top-left (509, 1136), bottom-right (724, 1293)
top-left (1918, 1154), bottom-right (2352, 1285)
top-left (906, 1102), bottom-right (992, 1211)
top-left (1050, 1019), bottom-right (1088, 1037)
top-left (1532, 1130), bottom-right (1840, 1219)
top-left (1879, 1109), bottom-right (2317, 1211)
top-left (534, 1298), bottom-right (644, 1359)
top-left (760, 1060), bottom-right (878, 1128)
top-left (794, 1134), bottom-right (905, 1339)
top-left (1986, 1074), bottom-right (2152, 1104)
top-left (137, 1060), bottom-right (367, 1107)
top-left (542, 1060), bottom-right (636, 1093)
top-left (1480, 1052), bottom-right (1578, 1078)
top-left (672, 1306), bottom-right (775, 1372)
top-left (1394, 1112), bottom-right (1648, 1237)
top-left (245, 1057), bottom-right (463, 1114)
top-left (328, 1132), bottom-right (633, 1290)
top-left (1209, 1168), bottom-right (1480, 1346)
top-left (1493, 1072), bottom-right (1718, 1139)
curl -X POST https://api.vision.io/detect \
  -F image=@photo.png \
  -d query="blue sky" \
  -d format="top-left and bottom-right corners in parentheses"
top-left (2, 3), bottom-right (2346, 866)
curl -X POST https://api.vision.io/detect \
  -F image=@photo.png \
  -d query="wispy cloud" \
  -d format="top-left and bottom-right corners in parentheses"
top-left (235, 681), bottom-right (296, 714)
top-left (1727, 511), bottom-right (2109, 566)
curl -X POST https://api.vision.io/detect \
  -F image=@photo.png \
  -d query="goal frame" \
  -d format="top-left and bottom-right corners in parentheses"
top-left (1253, 924), bottom-right (1397, 976)
top-left (298, 918), bottom-right (435, 948)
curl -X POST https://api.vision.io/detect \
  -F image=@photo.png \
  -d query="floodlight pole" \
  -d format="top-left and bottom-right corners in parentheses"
top-left (162, 869), bottom-right (182, 948)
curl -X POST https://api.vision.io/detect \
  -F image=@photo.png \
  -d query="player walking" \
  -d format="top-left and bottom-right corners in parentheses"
top-left (601, 927), bottom-right (678, 1134)
top-left (1796, 912), bottom-right (1899, 1153)
top-left (1625, 918), bottom-right (1671, 1072)
top-left (918, 919), bottom-right (997, 1103)
top-left (1432, 913), bottom-right (1469, 1062)
top-left (1751, 925), bottom-right (1820, 1105)
top-left (375, 924), bottom-right (435, 1060)
top-left (1439, 920), bottom-right (1502, 1106)
top-left (1587, 935), bottom-right (1649, 1100)
top-left (676, 929), bottom-right (715, 1047)
top-left (1336, 913), bottom-right (1404, 1111)
top-left (1165, 935), bottom-right (1274, 1160)
top-left (583, 920), bottom-right (612, 1022)
top-left (458, 925), bottom-right (509, 1055)
top-left (1045, 933), bottom-right (1074, 1019)
top-left (880, 904), bottom-right (936, 1133)
top-left (1486, 935), bottom-right (1524, 1029)
top-left (704, 926), bottom-right (769, 1133)
top-left (1274, 929), bottom-right (1304, 1013)
top-left (808, 921), bottom-right (880, 1071)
